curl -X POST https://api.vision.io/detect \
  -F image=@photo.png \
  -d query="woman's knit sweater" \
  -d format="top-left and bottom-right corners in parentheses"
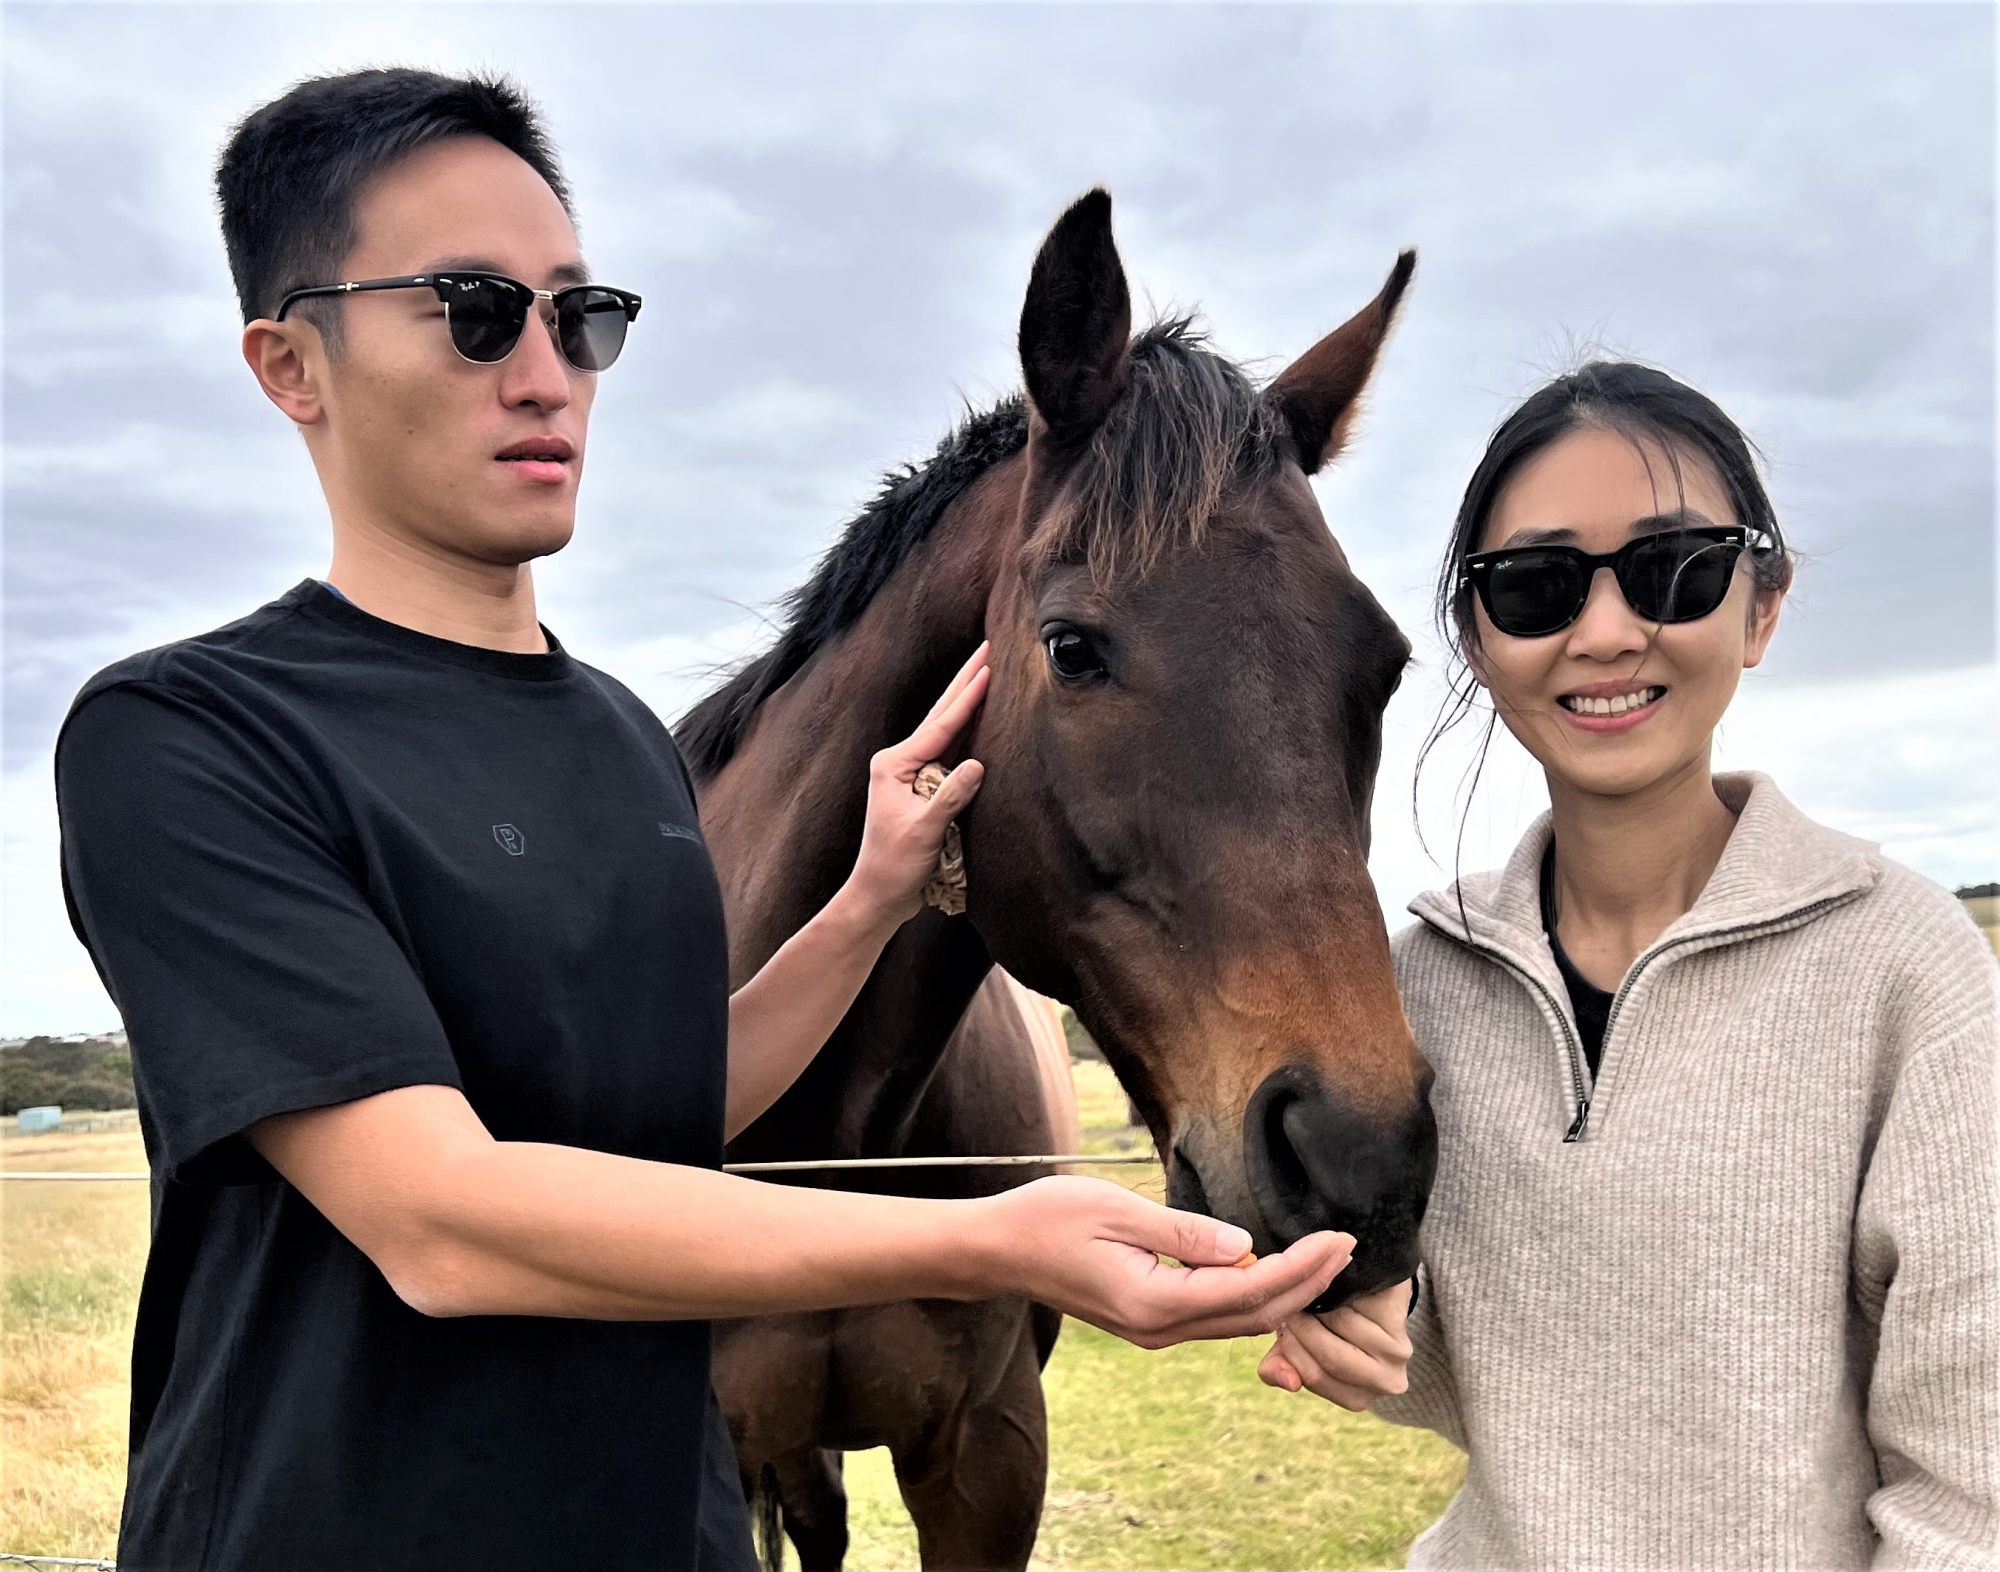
top-left (1373, 772), bottom-right (1998, 1569)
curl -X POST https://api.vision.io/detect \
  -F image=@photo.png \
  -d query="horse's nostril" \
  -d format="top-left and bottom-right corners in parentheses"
top-left (1241, 1064), bottom-right (1437, 1292)
top-left (1166, 1142), bottom-right (1214, 1218)
top-left (1258, 1085), bottom-right (1317, 1221)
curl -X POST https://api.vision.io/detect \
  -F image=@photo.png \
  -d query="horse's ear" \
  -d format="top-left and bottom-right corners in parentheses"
top-left (1018, 188), bottom-right (1133, 444)
top-left (1265, 249), bottom-right (1416, 476)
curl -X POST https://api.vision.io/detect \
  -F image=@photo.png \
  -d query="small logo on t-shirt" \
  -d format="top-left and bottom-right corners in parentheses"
top-left (492, 824), bottom-right (526, 856)
top-left (657, 821), bottom-right (701, 844)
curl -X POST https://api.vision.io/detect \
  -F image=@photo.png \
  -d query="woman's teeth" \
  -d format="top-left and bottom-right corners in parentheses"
top-left (1560, 686), bottom-right (1664, 716)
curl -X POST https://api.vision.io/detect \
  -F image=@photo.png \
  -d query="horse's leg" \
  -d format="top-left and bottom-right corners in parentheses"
top-left (891, 1316), bottom-right (1049, 1572)
top-left (713, 1315), bottom-right (836, 1572)
top-left (770, 1447), bottom-right (848, 1572)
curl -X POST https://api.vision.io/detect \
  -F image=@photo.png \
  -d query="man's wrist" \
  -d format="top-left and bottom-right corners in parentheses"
top-left (931, 1195), bottom-right (1021, 1302)
top-left (821, 878), bottom-right (905, 955)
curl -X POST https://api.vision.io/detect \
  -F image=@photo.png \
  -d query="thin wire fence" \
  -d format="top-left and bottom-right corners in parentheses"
top-left (2, 1131), bottom-right (1162, 1571)
top-left (1, 1151), bottom-right (1160, 1183)
top-left (0, 1152), bottom-right (1161, 1571)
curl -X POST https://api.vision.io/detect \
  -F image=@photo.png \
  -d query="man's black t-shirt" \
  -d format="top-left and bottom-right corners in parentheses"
top-left (53, 578), bottom-right (758, 1572)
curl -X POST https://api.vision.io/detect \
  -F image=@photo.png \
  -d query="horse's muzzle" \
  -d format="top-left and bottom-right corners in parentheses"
top-left (1239, 1062), bottom-right (1438, 1312)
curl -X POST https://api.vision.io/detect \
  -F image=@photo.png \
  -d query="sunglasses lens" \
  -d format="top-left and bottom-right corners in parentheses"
top-left (1622, 535), bottom-right (1737, 622)
top-left (557, 289), bottom-right (630, 372)
top-left (446, 278), bottom-right (531, 362)
top-left (1485, 551), bottom-right (1585, 636)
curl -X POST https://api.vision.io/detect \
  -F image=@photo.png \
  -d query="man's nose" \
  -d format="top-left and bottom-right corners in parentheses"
top-left (500, 307), bottom-right (572, 411)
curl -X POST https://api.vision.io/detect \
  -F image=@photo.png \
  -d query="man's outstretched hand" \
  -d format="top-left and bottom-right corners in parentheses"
top-left (977, 1175), bottom-right (1354, 1349)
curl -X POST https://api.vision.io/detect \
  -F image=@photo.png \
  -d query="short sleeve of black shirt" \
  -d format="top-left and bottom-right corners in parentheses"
top-left (57, 679), bottom-right (465, 1182)
top-left (53, 579), bottom-right (757, 1572)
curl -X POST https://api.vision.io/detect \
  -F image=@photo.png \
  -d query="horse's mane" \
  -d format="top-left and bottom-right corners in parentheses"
top-left (675, 316), bottom-right (1285, 779)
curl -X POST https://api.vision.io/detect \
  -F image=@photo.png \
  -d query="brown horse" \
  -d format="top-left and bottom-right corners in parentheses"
top-left (677, 189), bottom-right (1435, 1572)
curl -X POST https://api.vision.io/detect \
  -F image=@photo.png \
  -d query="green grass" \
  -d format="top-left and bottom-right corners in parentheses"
top-left (0, 1080), bottom-right (1465, 1567)
top-left (837, 1323), bottom-right (1461, 1569)
top-left (833, 1060), bottom-right (1464, 1567)
top-left (5, 1262), bottom-right (142, 1335)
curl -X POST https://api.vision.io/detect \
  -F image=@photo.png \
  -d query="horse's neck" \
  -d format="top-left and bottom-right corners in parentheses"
top-left (701, 470), bottom-right (1013, 1155)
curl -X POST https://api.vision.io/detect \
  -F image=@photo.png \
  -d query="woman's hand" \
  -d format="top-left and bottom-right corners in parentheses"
top-left (1256, 1278), bottom-right (1414, 1408)
top-left (843, 641), bottom-right (991, 931)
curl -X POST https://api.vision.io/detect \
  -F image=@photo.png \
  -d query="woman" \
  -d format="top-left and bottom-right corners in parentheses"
top-left (1259, 361), bottom-right (1998, 1568)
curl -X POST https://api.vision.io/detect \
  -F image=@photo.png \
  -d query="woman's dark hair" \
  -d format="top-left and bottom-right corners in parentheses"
top-left (1415, 359), bottom-right (1796, 917)
top-left (214, 67), bottom-right (573, 357)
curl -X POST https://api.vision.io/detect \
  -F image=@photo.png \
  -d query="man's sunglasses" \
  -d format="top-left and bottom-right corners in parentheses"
top-left (1462, 525), bottom-right (1774, 638)
top-left (274, 271), bottom-right (642, 372)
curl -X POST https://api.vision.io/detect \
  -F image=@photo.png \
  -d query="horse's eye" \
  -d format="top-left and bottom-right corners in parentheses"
top-left (1045, 628), bottom-right (1106, 682)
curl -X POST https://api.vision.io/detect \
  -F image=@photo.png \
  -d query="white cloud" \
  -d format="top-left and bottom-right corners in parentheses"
top-left (3, 2), bottom-right (1993, 1031)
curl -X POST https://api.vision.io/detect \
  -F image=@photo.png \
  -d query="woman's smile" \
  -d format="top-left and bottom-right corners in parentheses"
top-left (1554, 680), bottom-right (1668, 733)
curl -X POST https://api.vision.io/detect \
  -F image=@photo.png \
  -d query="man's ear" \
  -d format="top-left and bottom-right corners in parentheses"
top-left (243, 319), bottom-right (326, 427)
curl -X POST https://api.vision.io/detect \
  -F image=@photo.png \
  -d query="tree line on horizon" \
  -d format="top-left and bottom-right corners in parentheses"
top-left (6, 881), bottom-right (1993, 1119)
top-left (1, 1035), bottom-right (133, 1117)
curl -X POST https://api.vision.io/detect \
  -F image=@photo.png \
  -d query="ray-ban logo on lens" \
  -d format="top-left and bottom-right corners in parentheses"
top-left (658, 821), bottom-right (701, 844)
top-left (492, 824), bottom-right (525, 856)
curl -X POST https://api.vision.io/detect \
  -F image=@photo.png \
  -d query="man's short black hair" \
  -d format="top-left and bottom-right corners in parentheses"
top-left (215, 66), bottom-right (573, 357)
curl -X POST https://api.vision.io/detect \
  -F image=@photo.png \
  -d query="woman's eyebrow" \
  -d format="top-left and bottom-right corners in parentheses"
top-left (1500, 525), bottom-right (1577, 547)
top-left (1497, 508), bottom-right (1717, 549)
top-left (1629, 508), bottom-right (1718, 535)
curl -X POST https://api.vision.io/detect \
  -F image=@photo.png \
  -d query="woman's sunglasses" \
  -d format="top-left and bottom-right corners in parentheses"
top-left (1462, 524), bottom-right (1773, 638)
top-left (274, 271), bottom-right (642, 372)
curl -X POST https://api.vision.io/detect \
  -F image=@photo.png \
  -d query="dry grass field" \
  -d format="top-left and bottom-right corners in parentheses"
top-left (0, 1066), bottom-right (1463, 1569)
top-left (9, 895), bottom-right (1994, 1564)
top-left (1, 1125), bottom-right (150, 1559)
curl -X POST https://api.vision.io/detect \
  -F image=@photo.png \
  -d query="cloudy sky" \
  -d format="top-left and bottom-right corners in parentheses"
top-left (3, 4), bottom-right (1993, 1036)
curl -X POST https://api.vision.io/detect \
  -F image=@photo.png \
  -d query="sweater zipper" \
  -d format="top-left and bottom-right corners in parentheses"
top-left (1420, 891), bottom-right (1856, 1144)
top-left (1416, 918), bottom-right (1595, 1141)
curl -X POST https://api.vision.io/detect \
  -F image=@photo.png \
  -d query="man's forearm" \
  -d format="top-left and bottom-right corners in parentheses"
top-left (410, 1136), bottom-right (999, 1319)
top-left (723, 881), bottom-right (899, 1138)
top-left (254, 1082), bottom-right (1348, 1350)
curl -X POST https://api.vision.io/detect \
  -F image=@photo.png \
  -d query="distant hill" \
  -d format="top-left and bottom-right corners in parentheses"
top-left (1, 1034), bottom-right (134, 1116)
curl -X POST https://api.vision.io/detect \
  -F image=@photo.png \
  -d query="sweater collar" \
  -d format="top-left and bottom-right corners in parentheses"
top-left (1408, 772), bottom-right (1881, 973)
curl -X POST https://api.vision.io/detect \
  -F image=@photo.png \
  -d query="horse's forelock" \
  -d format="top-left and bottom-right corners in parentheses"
top-left (1026, 319), bottom-right (1290, 585)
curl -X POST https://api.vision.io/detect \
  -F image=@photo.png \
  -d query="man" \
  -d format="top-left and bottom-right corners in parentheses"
top-left (52, 66), bottom-right (1354, 1571)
